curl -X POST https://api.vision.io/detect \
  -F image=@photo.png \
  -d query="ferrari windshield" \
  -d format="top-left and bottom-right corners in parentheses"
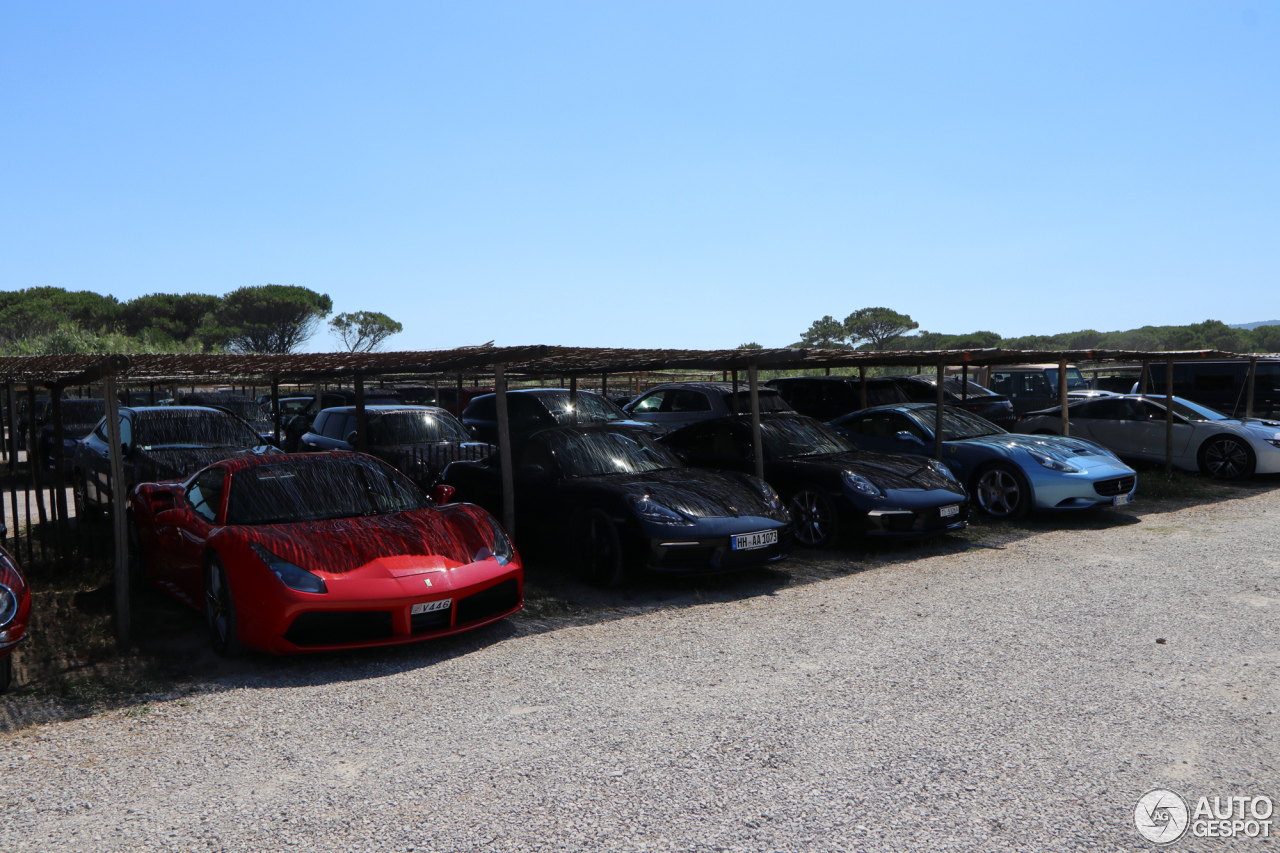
top-left (760, 418), bottom-right (853, 458)
top-left (549, 430), bottom-right (683, 478)
top-left (911, 406), bottom-right (1007, 440)
top-left (369, 410), bottom-right (471, 444)
top-left (225, 457), bottom-right (430, 525)
top-left (135, 410), bottom-right (263, 449)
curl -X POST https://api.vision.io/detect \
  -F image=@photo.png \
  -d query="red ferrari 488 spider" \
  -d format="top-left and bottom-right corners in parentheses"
top-left (129, 452), bottom-right (522, 655)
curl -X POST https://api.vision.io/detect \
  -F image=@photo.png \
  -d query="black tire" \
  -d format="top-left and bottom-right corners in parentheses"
top-left (1199, 435), bottom-right (1256, 480)
top-left (788, 486), bottom-right (841, 548)
top-left (572, 509), bottom-right (626, 588)
top-left (204, 554), bottom-right (242, 657)
top-left (73, 473), bottom-right (102, 524)
top-left (0, 656), bottom-right (11, 694)
top-left (971, 463), bottom-right (1032, 519)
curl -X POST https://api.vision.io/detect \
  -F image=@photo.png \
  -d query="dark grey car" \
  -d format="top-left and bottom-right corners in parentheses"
top-left (623, 382), bottom-right (793, 430)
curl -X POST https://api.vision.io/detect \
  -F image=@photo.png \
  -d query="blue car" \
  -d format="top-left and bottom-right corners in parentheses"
top-left (829, 404), bottom-right (1138, 519)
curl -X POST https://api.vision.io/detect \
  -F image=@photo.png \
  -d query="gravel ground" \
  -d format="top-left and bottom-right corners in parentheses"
top-left (2, 489), bottom-right (1278, 852)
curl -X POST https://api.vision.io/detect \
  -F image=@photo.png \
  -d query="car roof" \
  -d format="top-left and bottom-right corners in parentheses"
top-left (320, 404), bottom-right (451, 415)
top-left (989, 363), bottom-right (1076, 371)
top-left (122, 405), bottom-right (236, 415)
top-left (639, 382), bottom-right (781, 394)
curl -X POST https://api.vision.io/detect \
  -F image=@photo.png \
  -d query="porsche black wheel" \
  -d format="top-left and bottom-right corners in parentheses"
top-left (972, 463), bottom-right (1031, 519)
top-left (572, 509), bottom-right (626, 588)
top-left (788, 487), bottom-right (840, 548)
top-left (204, 555), bottom-right (242, 657)
top-left (1199, 435), bottom-right (1255, 480)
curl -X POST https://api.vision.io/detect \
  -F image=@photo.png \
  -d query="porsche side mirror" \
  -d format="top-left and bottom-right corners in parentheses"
top-left (432, 484), bottom-right (456, 505)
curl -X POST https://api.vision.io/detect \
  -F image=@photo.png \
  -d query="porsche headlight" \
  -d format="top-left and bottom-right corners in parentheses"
top-left (250, 544), bottom-right (328, 594)
top-left (755, 480), bottom-right (784, 512)
top-left (473, 514), bottom-right (516, 566)
top-left (628, 495), bottom-right (689, 525)
top-left (1026, 449), bottom-right (1081, 474)
top-left (842, 470), bottom-right (883, 497)
top-left (929, 460), bottom-right (958, 481)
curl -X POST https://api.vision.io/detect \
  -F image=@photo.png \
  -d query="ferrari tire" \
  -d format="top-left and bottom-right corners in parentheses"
top-left (572, 509), bottom-right (626, 588)
top-left (1199, 435), bottom-right (1255, 480)
top-left (972, 463), bottom-right (1032, 519)
top-left (788, 486), bottom-right (841, 548)
top-left (204, 554), bottom-right (242, 657)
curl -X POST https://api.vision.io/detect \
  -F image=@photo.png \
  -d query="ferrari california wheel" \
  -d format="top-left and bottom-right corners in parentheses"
top-left (972, 464), bottom-right (1031, 519)
top-left (1200, 435), bottom-right (1255, 480)
top-left (573, 509), bottom-right (626, 588)
top-left (789, 487), bottom-right (840, 548)
top-left (204, 555), bottom-right (242, 657)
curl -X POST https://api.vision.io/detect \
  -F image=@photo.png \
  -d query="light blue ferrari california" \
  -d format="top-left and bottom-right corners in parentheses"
top-left (828, 404), bottom-right (1138, 519)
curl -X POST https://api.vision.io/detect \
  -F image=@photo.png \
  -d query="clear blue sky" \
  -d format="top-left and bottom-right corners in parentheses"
top-left (2, 2), bottom-right (1276, 351)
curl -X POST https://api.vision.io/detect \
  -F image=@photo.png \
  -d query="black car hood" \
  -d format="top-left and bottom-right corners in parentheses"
top-left (580, 468), bottom-right (779, 521)
top-left (136, 445), bottom-right (281, 481)
top-left (807, 450), bottom-right (958, 491)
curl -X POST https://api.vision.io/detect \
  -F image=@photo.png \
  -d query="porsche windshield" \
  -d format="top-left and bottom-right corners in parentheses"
top-left (911, 407), bottom-right (1007, 440)
top-left (369, 410), bottom-right (471, 444)
top-left (225, 457), bottom-right (430, 525)
top-left (549, 430), bottom-right (683, 477)
top-left (760, 418), bottom-right (853, 457)
top-left (135, 410), bottom-right (263, 449)
top-left (540, 392), bottom-right (628, 425)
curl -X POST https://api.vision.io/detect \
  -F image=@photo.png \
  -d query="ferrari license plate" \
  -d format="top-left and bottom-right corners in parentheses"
top-left (1113, 494), bottom-right (1132, 507)
top-left (411, 599), bottom-right (452, 615)
top-left (939, 504), bottom-right (960, 518)
top-left (732, 530), bottom-right (778, 551)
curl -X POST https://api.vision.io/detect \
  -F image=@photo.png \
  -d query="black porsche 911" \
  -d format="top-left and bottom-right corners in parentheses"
top-left (442, 424), bottom-right (793, 587)
top-left (659, 413), bottom-right (970, 548)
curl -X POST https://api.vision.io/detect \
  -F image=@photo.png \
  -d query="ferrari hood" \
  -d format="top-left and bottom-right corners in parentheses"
top-left (958, 433), bottom-right (1113, 460)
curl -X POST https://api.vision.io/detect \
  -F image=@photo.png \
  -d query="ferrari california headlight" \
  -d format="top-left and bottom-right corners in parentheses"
top-left (842, 470), bottom-right (883, 497)
top-left (1026, 449), bottom-right (1081, 474)
top-left (473, 515), bottom-right (516, 566)
top-left (628, 495), bottom-right (689, 524)
top-left (250, 544), bottom-right (328, 594)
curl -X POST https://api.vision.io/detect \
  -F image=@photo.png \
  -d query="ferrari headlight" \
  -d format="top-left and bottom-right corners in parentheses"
top-left (0, 583), bottom-right (17, 628)
top-left (473, 515), bottom-right (516, 566)
top-left (842, 470), bottom-right (883, 497)
top-left (1026, 449), bottom-right (1081, 474)
top-left (628, 495), bottom-right (689, 524)
top-left (250, 543), bottom-right (328, 594)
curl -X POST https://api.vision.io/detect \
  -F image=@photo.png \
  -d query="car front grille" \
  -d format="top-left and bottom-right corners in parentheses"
top-left (284, 611), bottom-right (394, 646)
top-left (455, 578), bottom-right (520, 625)
top-left (656, 546), bottom-right (717, 570)
top-left (410, 606), bottom-right (453, 634)
top-left (1094, 476), bottom-right (1136, 497)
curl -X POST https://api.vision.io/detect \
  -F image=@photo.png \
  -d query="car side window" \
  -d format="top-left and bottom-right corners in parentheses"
top-left (848, 414), bottom-right (898, 439)
top-left (321, 414), bottom-right (353, 440)
top-left (664, 390), bottom-right (712, 413)
top-left (1080, 399), bottom-right (1125, 420)
top-left (892, 413), bottom-right (928, 440)
top-left (989, 372), bottom-right (1013, 395)
top-left (630, 391), bottom-right (665, 413)
top-left (312, 412), bottom-right (329, 435)
top-left (119, 416), bottom-right (132, 449)
top-left (187, 469), bottom-right (226, 523)
top-left (1020, 373), bottom-right (1050, 395)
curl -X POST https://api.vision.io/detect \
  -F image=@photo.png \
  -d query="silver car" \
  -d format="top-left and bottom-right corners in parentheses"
top-left (624, 382), bottom-right (793, 431)
top-left (1016, 395), bottom-right (1280, 480)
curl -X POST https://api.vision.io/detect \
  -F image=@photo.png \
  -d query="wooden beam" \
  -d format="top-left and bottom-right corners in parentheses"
top-left (748, 364), bottom-right (764, 482)
top-left (104, 375), bottom-right (130, 648)
top-left (494, 363), bottom-right (516, 538)
top-left (1058, 359), bottom-right (1069, 437)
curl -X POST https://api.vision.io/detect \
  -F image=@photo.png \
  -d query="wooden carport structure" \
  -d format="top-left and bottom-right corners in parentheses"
top-left (0, 343), bottom-right (1257, 647)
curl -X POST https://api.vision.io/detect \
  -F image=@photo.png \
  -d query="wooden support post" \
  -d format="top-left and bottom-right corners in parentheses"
top-left (26, 385), bottom-right (47, 528)
top-left (354, 374), bottom-right (367, 453)
top-left (1246, 358), bottom-right (1257, 419)
top-left (825, 366), bottom-right (831, 376)
top-left (961, 364), bottom-right (969, 404)
top-left (270, 380), bottom-right (281, 447)
top-left (494, 364), bottom-right (516, 538)
top-left (1139, 360), bottom-right (1149, 396)
top-left (50, 387), bottom-right (68, 522)
top-left (6, 385), bottom-right (18, 542)
top-left (602, 372), bottom-right (608, 397)
top-left (104, 375), bottom-right (129, 647)
top-left (457, 373), bottom-right (465, 417)
top-left (731, 370), bottom-right (740, 415)
top-left (748, 364), bottom-right (764, 483)
top-left (313, 383), bottom-right (323, 419)
top-left (934, 362), bottom-right (945, 461)
top-left (859, 366), bottom-right (867, 410)
top-left (1058, 359), bottom-right (1070, 437)
top-left (1165, 356), bottom-right (1175, 476)
top-left (569, 376), bottom-right (578, 425)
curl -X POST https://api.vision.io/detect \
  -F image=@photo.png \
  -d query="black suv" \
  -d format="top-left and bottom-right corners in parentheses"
top-left (767, 375), bottom-right (1015, 428)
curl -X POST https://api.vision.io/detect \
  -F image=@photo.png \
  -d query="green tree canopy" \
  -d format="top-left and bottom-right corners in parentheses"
top-left (843, 307), bottom-right (919, 350)
top-left (120, 293), bottom-right (222, 344)
top-left (329, 311), bottom-right (404, 352)
top-left (216, 285), bottom-right (333, 354)
top-left (798, 316), bottom-right (851, 349)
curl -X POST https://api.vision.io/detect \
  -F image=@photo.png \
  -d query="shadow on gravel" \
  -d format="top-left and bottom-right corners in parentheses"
top-left (4, 471), bottom-right (1279, 730)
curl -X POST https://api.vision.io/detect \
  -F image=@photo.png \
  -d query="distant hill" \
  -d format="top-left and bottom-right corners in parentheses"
top-left (1230, 320), bottom-right (1280, 330)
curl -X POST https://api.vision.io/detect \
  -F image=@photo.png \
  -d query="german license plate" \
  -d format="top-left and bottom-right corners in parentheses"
top-left (939, 504), bottom-right (960, 518)
top-left (1113, 494), bottom-right (1131, 507)
top-left (732, 530), bottom-right (778, 551)
top-left (411, 599), bottom-right (452, 615)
